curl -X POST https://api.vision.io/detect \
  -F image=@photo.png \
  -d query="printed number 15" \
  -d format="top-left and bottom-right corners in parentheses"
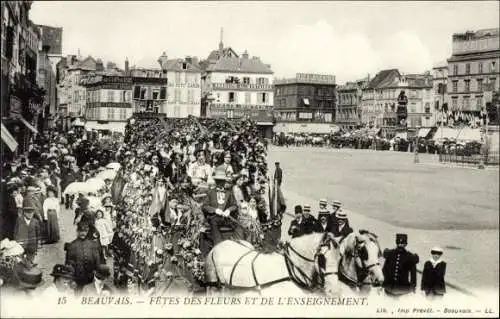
top-left (58, 297), bottom-right (67, 305)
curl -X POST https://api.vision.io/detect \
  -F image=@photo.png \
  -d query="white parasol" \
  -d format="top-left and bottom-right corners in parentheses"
top-left (106, 162), bottom-right (121, 171)
top-left (63, 182), bottom-right (87, 195)
top-left (85, 178), bottom-right (106, 190)
top-left (95, 169), bottom-right (117, 181)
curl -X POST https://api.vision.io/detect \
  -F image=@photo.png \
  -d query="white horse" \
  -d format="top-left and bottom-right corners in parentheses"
top-left (205, 233), bottom-right (342, 297)
top-left (337, 230), bottom-right (385, 295)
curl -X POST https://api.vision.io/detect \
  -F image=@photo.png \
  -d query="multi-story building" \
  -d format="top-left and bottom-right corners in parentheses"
top-left (1, 1), bottom-right (43, 156)
top-left (447, 28), bottom-right (500, 119)
top-left (57, 55), bottom-right (99, 121)
top-left (128, 66), bottom-right (168, 115)
top-left (81, 74), bottom-right (134, 133)
top-left (37, 41), bottom-right (57, 131)
top-left (336, 78), bottom-right (368, 130)
top-left (158, 52), bottom-right (202, 117)
top-left (36, 24), bottom-right (62, 75)
top-left (432, 63), bottom-right (448, 125)
top-left (202, 49), bottom-right (274, 119)
top-left (274, 73), bottom-right (336, 123)
top-left (361, 69), bottom-right (433, 138)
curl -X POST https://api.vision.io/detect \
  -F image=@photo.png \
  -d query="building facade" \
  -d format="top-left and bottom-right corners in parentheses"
top-left (274, 73), bottom-right (336, 124)
top-left (129, 67), bottom-right (168, 115)
top-left (81, 74), bottom-right (134, 133)
top-left (202, 47), bottom-right (274, 124)
top-left (57, 55), bottom-right (99, 119)
top-left (336, 78), bottom-right (367, 129)
top-left (1, 1), bottom-right (44, 156)
top-left (158, 53), bottom-right (202, 118)
top-left (446, 28), bottom-right (500, 124)
top-left (37, 43), bottom-right (57, 131)
top-left (361, 69), bottom-right (433, 138)
top-left (432, 63), bottom-right (448, 125)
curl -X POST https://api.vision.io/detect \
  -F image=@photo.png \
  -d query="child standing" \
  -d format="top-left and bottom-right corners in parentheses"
top-left (421, 247), bottom-right (446, 299)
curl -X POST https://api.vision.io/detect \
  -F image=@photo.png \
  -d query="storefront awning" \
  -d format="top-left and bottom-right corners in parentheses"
top-left (1, 122), bottom-right (18, 152)
top-left (19, 116), bottom-right (39, 135)
top-left (418, 128), bottom-right (431, 138)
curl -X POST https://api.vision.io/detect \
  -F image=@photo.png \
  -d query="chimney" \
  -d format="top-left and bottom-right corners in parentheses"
top-left (96, 58), bottom-right (104, 71)
top-left (157, 51), bottom-right (168, 70)
top-left (192, 57), bottom-right (198, 66)
top-left (242, 50), bottom-right (249, 59)
top-left (185, 56), bottom-right (192, 64)
top-left (125, 57), bottom-right (129, 73)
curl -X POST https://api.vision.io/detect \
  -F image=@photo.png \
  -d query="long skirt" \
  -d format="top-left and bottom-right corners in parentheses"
top-left (46, 210), bottom-right (60, 243)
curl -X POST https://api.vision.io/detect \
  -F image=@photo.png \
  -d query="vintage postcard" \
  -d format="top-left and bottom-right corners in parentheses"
top-left (0, 0), bottom-right (499, 318)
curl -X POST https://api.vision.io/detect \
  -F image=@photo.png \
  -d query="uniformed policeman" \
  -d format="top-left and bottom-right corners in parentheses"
top-left (382, 233), bottom-right (419, 297)
top-left (65, 221), bottom-right (103, 293)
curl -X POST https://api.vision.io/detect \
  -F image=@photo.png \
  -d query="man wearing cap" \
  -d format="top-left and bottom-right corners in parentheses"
top-left (201, 168), bottom-right (241, 245)
top-left (331, 210), bottom-right (353, 238)
top-left (65, 221), bottom-right (103, 292)
top-left (382, 233), bottom-right (419, 297)
top-left (14, 196), bottom-right (42, 266)
top-left (43, 264), bottom-right (77, 297)
top-left (81, 264), bottom-right (115, 296)
top-left (421, 247), bottom-right (446, 298)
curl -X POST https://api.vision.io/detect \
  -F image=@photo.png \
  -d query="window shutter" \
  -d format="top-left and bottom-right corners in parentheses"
top-left (160, 87), bottom-right (166, 99)
top-left (134, 86), bottom-right (140, 99)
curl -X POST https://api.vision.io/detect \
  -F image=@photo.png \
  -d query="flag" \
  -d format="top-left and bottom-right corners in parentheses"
top-left (110, 169), bottom-right (125, 204)
top-left (269, 180), bottom-right (286, 219)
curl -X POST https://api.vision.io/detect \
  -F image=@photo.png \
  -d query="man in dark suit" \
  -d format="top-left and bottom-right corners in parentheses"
top-left (382, 233), bottom-right (419, 297)
top-left (65, 221), bottom-right (103, 292)
top-left (330, 210), bottom-right (353, 238)
top-left (301, 205), bottom-right (321, 235)
top-left (288, 205), bottom-right (305, 238)
top-left (201, 169), bottom-right (241, 245)
top-left (274, 162), bottom-right (283, 186)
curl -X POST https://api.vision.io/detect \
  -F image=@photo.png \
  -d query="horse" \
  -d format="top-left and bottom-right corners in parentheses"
top-left (204, 233), bottom-right (341, 297)
top-left (337, 230), bottom-right (384, 295)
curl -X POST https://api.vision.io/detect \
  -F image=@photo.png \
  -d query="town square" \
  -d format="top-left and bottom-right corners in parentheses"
top-left (0, 1), bottom-right (499, 318)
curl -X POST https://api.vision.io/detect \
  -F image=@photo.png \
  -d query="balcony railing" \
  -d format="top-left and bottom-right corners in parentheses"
top-left (210, 103), bottom-right (273, 110)
top-left (211, 82), bottom-right (274, 91)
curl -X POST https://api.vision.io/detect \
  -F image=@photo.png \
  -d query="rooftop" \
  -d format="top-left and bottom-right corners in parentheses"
top-left (206, 55), bottom-right (273, 74)
top-left (366, 69), bottom-right (401, 89)
top-left (275, 73), bottom-right (335, 85)
top-left (452, 28), bottom-right (500, 41)
top-left (160, 58), bottom-right (201, 73)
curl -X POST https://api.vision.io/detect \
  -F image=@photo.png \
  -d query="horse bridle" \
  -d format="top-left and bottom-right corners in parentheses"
top-left (353, 240), bottom-right (381, 271)
top-left (283, 236), bottom-right (338, 290)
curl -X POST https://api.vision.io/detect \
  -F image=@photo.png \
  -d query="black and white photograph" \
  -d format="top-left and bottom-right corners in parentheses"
top-left (0, 1), bottom-right (499, 318)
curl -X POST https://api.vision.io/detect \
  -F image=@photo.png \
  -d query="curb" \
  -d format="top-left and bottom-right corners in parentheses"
top-left (281, 201), bottom-right (478, 298)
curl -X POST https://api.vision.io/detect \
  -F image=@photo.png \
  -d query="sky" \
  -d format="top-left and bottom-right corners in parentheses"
top-left (30, 1), bottom-right (499, 83)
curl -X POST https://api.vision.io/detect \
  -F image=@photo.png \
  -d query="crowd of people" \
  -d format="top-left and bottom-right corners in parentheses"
top-left (0, 115), bottom-right (284, 297)
top-left (1, 115), bottom-right (448, 301)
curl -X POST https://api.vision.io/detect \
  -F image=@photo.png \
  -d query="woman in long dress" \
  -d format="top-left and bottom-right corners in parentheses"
top-left (237, 197), bottom-right (264, 247)
top-left (43, 186), bottom-right (60, 243)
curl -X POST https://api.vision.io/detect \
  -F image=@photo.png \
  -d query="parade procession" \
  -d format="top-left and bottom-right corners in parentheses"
top-left (1, 1), bottom-right (499, 318)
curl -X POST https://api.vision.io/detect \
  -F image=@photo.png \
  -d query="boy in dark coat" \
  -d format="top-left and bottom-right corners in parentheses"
top-left (421, 246), bottom-right (446, 298)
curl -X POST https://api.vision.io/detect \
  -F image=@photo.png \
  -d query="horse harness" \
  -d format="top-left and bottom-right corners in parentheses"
top-left (338, 235), bottom-right (380, 287)
top-left (208, 238), bottom-right (336, 293)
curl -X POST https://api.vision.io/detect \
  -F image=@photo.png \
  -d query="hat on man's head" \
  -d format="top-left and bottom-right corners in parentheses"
top-left (294, 205), bottom-right (303, 215)
top-left (336, 210), bottom-right (348, 220)
top-left (22, 196), bottom-right (37, 211)
top-left (396, 233), bottom-right (408, 245)
top-left (76, 221), bottom-right (90, 232)
top-left (431, 246), bottom-right (443, 255)
top-left (50, 264), bottom-right (75, 280)
top-left (332, 200), bottom-right (342, 208)
top-left (94, 265), bottom-right (111, 280)
top-left (303, 205), bottom-right (311, 213)
top-left (319, 198), bottom-right (328, 206)
top-left (318, 211), bottom-right (329, 220)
